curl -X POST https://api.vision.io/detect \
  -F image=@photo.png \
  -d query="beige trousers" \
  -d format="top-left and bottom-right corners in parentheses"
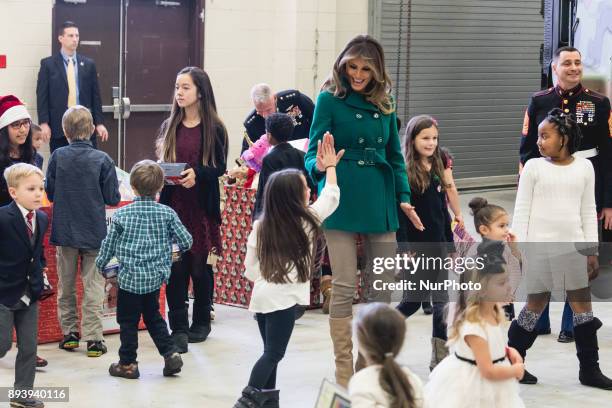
top-left (56, 246), bottom-right (105, 341)
top-left (324, 230), bottom-right (396, 318)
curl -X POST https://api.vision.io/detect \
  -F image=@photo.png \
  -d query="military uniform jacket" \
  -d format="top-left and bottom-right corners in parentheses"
top-left (305, 90), bottom-right (411, 233)
top-left (520, 84), bottom-right (612, 208)
top-left (242, 89), bottom-right (314, 152)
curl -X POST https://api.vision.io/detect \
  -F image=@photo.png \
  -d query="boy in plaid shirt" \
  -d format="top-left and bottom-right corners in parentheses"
top-left (96, 160), bottom-right (192, 379)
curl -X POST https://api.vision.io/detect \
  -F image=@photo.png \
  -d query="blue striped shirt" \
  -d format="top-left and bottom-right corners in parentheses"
top-left (95, 197), bottom-right (192, 294)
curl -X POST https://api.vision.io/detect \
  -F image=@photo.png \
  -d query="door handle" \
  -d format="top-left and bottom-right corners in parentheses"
top-left (112, 97), bottom-right (121, 119)
top-left (121, 97), bottom-right (131, 119)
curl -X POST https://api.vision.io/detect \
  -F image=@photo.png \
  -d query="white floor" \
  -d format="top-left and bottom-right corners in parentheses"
top-left (2, 301), bottom-right (612, 408)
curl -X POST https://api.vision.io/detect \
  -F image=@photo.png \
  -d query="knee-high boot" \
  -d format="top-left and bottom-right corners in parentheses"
top-left (430, 337), bottom-right (449, 371)
top-left (329, 316), bottom-right (354, 388)
top-left (574, 317), bottom-right (612, 390)
top-left (507, 320), bottom-right (539, 384)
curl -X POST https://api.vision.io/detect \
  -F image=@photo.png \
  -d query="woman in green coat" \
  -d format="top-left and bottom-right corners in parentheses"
top-left (305, 35), bottom-right (422, 387)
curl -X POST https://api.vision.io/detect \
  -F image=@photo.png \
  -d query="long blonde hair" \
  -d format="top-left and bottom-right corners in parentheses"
top-left (156, 67), bottom-right (228, 166)
top-left (448, 240), bottom-right (506, 341)
top-left (322, 35), bottom-right (394, 114)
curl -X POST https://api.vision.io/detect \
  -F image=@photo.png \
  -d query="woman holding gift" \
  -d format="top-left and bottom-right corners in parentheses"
top-left (156, 67), bottom-right (228, 352)
top-left (304, 35), bottom-right (422, 387)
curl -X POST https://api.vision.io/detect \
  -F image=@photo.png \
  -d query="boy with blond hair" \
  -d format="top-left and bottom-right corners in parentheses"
top-left (0, 163), bottom-right (48, 408)
top-left (45, 105), bottom-right (120, 357)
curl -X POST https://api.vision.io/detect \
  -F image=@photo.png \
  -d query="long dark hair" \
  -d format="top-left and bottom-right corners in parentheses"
top-left (355, 303), bottom-right (417, 408)
top-left (156, 66), bottom-right (228, 166)
top-left (0, 126), bottom-right (34, 169)
top-left (323, 35), bottom-right (394, 114)
top-left (257, 169), bottom-right (322, 284)
top-left (544, 108), bottom-right (582, 155)
top-left (403, 114), bottom-right (446, 194)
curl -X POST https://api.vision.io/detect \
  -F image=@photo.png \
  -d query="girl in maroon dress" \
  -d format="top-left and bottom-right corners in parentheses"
top-left (156, 67), bottom-right (228, 352)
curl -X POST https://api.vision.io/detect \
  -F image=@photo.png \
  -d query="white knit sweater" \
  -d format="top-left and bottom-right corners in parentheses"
top-left (512, 157), bottom-right (598, 243)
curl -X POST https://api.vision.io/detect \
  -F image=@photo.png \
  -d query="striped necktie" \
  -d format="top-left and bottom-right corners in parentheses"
top-left (26, 211), bottom-right (34, 239)
top-left (67, 57), bottom-right (77, 107)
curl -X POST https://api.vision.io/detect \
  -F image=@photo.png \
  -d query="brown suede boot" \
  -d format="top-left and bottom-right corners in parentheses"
top-left (329, 316), bottom-right (354, 387)
top-left (320, 277), bottom-right (332, 314)
top-left (429, 337), bottom-right (449, 371)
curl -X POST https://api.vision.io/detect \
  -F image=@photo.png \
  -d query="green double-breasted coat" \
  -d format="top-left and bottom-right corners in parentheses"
top-left (305, 90), bottom-right (411, 233)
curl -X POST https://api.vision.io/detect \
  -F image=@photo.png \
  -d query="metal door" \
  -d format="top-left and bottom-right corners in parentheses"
top-left (53, 0), bottom-right (203, 169)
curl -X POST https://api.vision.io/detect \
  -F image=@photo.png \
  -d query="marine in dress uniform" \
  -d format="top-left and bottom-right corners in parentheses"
top-left (241, 89), bottom-right (314, 152)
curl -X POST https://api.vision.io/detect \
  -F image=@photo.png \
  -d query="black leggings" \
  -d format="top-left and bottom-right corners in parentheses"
top-left (166, 251), bottom-right (213, 331)
top-left (397, 248), bottom-right (449, 340)
top-left (248, 305), bottom-right (296, 389)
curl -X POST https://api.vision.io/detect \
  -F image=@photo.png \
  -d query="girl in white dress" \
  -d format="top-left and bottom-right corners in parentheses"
top-left (425, 240), bottom-right (525, 408)
top-left (507, 108), bottom-right (612, 390)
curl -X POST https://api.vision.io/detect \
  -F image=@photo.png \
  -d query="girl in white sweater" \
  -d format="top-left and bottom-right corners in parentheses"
top-left (233, 133), bottom-right (342, 408)
top-left (507, 108), bottom-right (612, 390)
top-left (349, 303), bottom-right (427, 408)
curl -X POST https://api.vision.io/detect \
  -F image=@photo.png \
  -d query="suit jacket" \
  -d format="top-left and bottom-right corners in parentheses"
top-left (0, 202), bottom-right (48, 307)
top-left (254, 142), bottom-right (312, 219)
top-left (36, 53), bottom-right (104, 141)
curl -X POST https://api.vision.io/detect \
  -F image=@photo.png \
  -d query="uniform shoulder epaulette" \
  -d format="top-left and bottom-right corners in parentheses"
top-left (533, 87), bottom-right (554, 98)
top-left (244, 109), bottom-right (258, 126)
top-left (277, 89), bottom-right (299, 102)
top-left (583, 88), bottom-right (606, 101)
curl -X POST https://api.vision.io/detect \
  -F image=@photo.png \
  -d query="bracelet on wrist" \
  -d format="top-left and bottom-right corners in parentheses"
top-left (325, 165), bottom-right (336, 170)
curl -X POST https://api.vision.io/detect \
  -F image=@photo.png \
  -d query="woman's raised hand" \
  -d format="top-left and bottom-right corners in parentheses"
top-left (316, 131), bottom-right (344, 171)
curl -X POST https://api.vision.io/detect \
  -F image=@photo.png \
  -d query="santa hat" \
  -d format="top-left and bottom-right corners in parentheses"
top-left (0, 95), bottom-right (31, 131)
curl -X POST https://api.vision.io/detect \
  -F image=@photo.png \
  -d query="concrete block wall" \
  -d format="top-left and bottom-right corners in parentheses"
top-left (0, 0), bottom-right (369, 165)
top-left (0, 0), bottom-right (53, 135)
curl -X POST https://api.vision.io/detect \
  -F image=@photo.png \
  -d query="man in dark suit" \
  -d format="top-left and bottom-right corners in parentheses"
top-left (0, 163), bottom-right (48, 408)
top-left (36, 21), bottom-right (108, 152)
top-left (254, 113), bottom-right (313, 219)
top-left (242, 83), bottom-right (314, 153)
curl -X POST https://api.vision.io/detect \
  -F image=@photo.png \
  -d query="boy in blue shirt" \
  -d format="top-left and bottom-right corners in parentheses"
top-left (96, 160), bottom-right (192, 378)
top-left (45, 105), bottom-right (121, 357)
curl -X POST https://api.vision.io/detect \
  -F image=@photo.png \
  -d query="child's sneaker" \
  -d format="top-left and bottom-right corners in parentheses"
top-left (10, 398), bottom-right (45, 407)
top-left (59, 332), bottom-right (80, 350)
top-left (87, 340), bottom-right (107, 357)
top-left (109, 362), bottom-right (140, 379)
top-left (36, 355), bottom-right (48, 367)
top-left (163, 352), bottom-right (183, 376)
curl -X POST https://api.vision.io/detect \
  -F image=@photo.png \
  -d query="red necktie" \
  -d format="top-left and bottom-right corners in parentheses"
top-left (26, 211), bottom-right (34, 239)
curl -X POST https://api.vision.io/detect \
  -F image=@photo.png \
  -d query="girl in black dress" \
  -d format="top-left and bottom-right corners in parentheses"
top-left (156, 67), bottom-right (228, 352)
top-left (396, 114), bottom-right (455, 371)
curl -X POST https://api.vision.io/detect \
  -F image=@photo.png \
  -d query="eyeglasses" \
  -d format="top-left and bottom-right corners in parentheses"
top-left (9, 119), bottom-right (31, 130)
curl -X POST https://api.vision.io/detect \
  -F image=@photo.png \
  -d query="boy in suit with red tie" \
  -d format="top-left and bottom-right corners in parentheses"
top-left (0, 163), bottom-right (48, 408)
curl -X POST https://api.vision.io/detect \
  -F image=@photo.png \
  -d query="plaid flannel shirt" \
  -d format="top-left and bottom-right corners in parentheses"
top-left (95, 197), bottom-right (192, 294)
